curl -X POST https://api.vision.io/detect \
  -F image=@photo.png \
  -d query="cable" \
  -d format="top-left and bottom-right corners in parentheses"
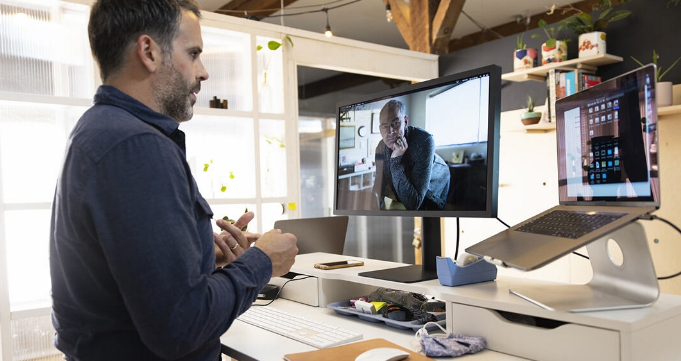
top-left (496, 217), bottom-right (510, 228)
top-left (647, 215), bottom-right (681, 280)
top-left (460, 10), bottom-right (504, 39)
top-left (216, 0), bottom-right (364, 18)
top-left (454, 217), bottom-right (460, 260)
top-left (252, 275), bottom-right (314, 306)
top-left (572, 252), bottom-right (589, 260)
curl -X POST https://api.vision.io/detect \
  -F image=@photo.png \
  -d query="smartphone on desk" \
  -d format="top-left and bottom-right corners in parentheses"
top-left (314, 260), bottom-right (364, 270)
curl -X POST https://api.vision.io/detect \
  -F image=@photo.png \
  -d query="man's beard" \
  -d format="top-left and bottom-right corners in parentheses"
top-left (155, 60), bottom-right (200, 122)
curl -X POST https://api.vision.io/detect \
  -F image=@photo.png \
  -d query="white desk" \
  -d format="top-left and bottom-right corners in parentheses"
top-left (221, 253), bottom-right (681, 361)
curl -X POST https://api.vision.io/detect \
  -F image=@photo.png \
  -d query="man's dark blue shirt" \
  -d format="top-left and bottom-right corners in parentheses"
top-left (50, 85), bottom-right (272, 360)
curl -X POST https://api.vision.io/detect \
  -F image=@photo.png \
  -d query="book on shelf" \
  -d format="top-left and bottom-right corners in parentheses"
top-left (546, 69), bottom-right (602, 122)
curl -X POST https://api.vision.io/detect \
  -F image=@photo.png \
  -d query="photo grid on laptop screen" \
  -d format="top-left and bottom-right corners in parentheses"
top-left (555, 66), bottom-right (660, 205)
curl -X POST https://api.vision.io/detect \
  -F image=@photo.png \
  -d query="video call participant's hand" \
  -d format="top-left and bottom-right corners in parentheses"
top-left (255, 230), bottom-right (298, 277)
top-left (214, 211), bottom-right (260, 267)
top-left (389, 135), bottom-right (408, 158)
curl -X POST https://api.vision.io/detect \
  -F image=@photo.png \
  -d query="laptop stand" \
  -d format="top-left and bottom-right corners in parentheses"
top-left (509, 221), bottom-right (660, 312)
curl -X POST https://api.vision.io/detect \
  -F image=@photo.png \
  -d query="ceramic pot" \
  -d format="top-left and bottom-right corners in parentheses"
top-left (657, 81), bottom-right (673, 107)
top-left (541, 40), bottom-right (567, 65)
top-left (521, 111), bottom-right (542, 125)
top-left (578, 32), bottom-right (606, 58)
top-left (513, 48), bottom-right (538, 71)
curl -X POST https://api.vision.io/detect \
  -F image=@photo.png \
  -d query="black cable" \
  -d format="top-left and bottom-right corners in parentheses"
top-left (647, 215), bottom-right (681, 280)
top-left (454, 217), bottom-right (460, 260)
top-left (252, 275), bottom-right (314, 306)
top-left (496, 217), bottom-right (510, 228)
top-left (572, 252), bottom-right (589, 260)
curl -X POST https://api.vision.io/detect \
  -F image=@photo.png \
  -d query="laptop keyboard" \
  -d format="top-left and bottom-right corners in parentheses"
top-left (517, 210), bottom-right (626, 239)
top-left (237, 306), bottom-right (362, 349)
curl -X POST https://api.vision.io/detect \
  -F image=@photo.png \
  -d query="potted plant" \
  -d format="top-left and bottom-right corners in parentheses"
top-left (632, 50), bottom-right (681, 107)
top-left (532, 19), bottom-right (569, 65)
top-left (521, 96), bottom-right (542, 125)
top-left (513, 33), bottom-right (538, 72)
top-left (560, 7), bottom-right (631, 58)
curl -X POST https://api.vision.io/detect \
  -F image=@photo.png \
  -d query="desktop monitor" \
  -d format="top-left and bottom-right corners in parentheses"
top-left (333, 65), bottom-right (502, 283)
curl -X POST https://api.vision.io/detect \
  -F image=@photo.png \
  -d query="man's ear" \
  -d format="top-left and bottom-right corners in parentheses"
top-left (403, 115), bottom-right (408, 126)
top-left (136, 34), bottom-right (163, 73)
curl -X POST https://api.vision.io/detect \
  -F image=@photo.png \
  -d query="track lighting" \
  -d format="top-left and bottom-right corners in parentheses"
top-left (323, 8), bottom-right (333, 37)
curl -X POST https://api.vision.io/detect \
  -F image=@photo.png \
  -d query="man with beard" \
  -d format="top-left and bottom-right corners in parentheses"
top-left (373, 100), bottom-right (450, 210)
top-left (49, 1), bottom-right (298, 360)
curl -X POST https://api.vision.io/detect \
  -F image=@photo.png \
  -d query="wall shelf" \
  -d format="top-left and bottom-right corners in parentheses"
top-left (502, 53), bottom-right (623, 82)
top-left (659, 104), bottom-right (681, 117)
top-left (523, 122), bottom-right (556, 133)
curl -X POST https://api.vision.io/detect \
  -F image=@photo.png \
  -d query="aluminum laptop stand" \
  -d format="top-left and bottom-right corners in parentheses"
top-left (510, 221), bottom-right (660, 312)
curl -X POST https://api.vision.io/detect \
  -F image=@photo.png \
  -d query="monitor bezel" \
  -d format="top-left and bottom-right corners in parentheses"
top-left (332, 65), bottom-right (501, 218)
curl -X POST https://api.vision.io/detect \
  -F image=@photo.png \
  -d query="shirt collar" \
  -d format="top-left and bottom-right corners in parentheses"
top-left (93, 85), bottom-right (185, 151)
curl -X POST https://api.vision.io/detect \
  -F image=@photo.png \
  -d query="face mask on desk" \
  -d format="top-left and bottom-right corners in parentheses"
top-left (414, 322), bottom-right (486, 357)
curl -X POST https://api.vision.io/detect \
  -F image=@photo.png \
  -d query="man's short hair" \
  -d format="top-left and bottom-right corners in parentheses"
top-left (381, 99), bottom-right (406, 118)
top-left (88, 0), bottom-right (201, 81)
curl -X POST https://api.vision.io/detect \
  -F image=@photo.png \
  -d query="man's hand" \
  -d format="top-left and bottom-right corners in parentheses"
top-left (254, 229), bottom-right (298, 277)
top-left (390, 135), bottom-right (408, 158)
top-left (214, 211), bottom-right (260, 267)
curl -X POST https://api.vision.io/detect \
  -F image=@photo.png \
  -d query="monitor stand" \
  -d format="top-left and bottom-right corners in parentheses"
top-left (358, 217), bottom-right (441, 283)
top-left (510, 221), bottom-right (660, 312)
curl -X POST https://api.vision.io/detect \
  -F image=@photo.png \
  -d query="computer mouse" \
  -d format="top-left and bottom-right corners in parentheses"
top-left (354, 347), bottom-right (410, 361)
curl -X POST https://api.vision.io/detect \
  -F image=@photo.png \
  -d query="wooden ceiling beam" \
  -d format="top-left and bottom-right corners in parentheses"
top-left (431, 0), bottom-right (465, 55)
top-left (447, 0), bottom-right (603, 53)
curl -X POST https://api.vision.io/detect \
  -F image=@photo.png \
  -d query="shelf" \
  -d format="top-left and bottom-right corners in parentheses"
top-left (502, 53), bottom-right (623, 82)
top-left (659, 104), bottom-right (681, 117)
top-left (523, 122), bottom-right (556, 133)
top-left (0, 91), bottom-right (92, 107)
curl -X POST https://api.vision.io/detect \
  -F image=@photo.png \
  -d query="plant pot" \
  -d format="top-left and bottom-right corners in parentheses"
top-left (513, 48), bottom-right (538, 71)
top-left (520, 111), bottom-right (542, 125)
top-left (657, 81), bottom-right (673, 107)
top-left (578, 32), bottom-right (606, 58)
top-left (541, 40), bottom-right (567, 65)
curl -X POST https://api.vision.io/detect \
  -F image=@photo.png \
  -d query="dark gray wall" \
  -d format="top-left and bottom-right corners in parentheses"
top-left (439, 0), bottom-right (681, 111)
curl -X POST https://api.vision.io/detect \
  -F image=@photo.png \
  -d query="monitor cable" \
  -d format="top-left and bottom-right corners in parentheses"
top-left (252, 275), bottom-right (315, 306)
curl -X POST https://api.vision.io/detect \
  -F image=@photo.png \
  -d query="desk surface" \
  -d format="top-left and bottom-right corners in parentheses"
top-left (221, 253), bottom-right (681, 361)
top-left (220, 298), bottom-right (527, 361)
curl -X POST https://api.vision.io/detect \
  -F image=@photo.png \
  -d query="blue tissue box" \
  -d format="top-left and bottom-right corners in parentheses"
top-left (436, 256), bottom-right (497, 287)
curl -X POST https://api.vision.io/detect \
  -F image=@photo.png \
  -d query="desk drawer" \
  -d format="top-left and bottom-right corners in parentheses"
top-left (450, 303), bottom-right (619, 361)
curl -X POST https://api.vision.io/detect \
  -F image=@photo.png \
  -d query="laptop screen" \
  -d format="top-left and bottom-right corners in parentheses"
top-left (555, 65), bottom-right (660, 206)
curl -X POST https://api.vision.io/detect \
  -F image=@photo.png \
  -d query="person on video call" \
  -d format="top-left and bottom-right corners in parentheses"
top-left (372, 100), bottom-right (450, 210)
top-left (49, 1), bottom-right (298, 360)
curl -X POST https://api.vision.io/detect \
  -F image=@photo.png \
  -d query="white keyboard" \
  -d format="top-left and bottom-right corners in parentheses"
top-left (238, 306), bottom-right (363, 348)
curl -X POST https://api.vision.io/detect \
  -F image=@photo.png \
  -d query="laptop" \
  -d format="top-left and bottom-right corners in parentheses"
top-left (467, 65), bottom-right (660, 271)
top-left (274, 216), bottom-right (349, 255)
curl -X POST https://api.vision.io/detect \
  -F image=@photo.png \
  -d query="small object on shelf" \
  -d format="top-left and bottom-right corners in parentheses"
top-left (513, 33), bottom-right (537, 71)
top-left (436, 256), bottom-right (497, 287)
top-left (541, 40), bottom-right (568, 65)
top-left (578, 32), bottom-right (606, 58)
top-left (209, 96), bottom-right (228, 109)
top-left (521, 95), bottom-right (542, 126)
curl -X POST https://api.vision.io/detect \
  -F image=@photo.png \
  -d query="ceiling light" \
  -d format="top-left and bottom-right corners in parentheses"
top-left (323, 9), bottom-right (333, 37)
top-left (385, 3), bottom-right (393, 23)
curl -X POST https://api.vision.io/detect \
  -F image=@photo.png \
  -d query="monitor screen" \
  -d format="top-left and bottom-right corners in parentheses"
top-left (332, 65), bottom-right (501, 282)
top-left (555, 64), bottom-right (660, 206)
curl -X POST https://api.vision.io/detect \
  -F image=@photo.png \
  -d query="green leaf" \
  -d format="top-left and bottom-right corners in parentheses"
top-left (631, 56), bottom-right (645, 67)
top-left (598, 8), bottom-right (611, 21)
top-left (203, 164), bottom-right (209, 172)
top-left (659, 55), bottom-right (681, 82)
top-left (546, 38), bottom-right (556, 48)
top-left (593, 19), bottom-right (609, 31)
top-left (256, 45), bottom-right (263, 51)
top-left (229, 171), bottom-right (235, 179)
top-left (538, 19), bottom-right (547, 28)
top-left (220, 185), bottom-right (227, 192)
top-left (284, 35), bottom-right (294, 47)
top-left (577, 13), bottom-right (593, 25)
top-left (531, 34), bottom-right (542, 39)
top-left (608, 10), bottom-right (631, 23)
top-left (267, 40), bottom-right (282, 51)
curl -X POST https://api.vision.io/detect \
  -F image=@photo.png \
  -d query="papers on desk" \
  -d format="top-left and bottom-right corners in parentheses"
top-left (284, 338), bottom-right (434, 361)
